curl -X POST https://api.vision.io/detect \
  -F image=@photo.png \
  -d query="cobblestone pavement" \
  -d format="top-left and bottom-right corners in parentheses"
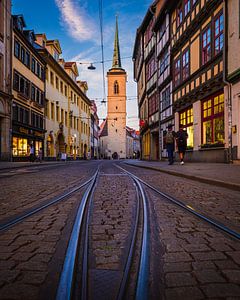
top-left (88, 162), bottom-right (138, 300)
top-left (0, 160), bottom-right (239, 299)
top-left (0, 161), bottom-right (100, 300)
top-left (122, 163), bottom-right (240, 299)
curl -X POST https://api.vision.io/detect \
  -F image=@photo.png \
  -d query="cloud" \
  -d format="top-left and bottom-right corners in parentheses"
top-left (55, 0), bottom-right (96, 42)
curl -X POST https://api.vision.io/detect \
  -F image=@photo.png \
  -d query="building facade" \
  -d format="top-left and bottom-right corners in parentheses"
top-left (134, 0), bottom-right (230, 162)
top-left (35, 34), bottom-right (91, 160)
top-left (225, 0), bottom-right (240, 161)
top-left (0, 0), bottom-right (12, 160)
top-left (90, 100), bottom-right (99, 159)
top-left (12, 15), bottom-right (45, 161)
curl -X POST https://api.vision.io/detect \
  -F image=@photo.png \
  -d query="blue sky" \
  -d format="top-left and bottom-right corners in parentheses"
top-left (12, 0), bottom-right (152, 129)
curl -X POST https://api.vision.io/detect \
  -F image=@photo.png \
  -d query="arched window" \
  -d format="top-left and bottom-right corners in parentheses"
top-left (114, 81), bottom-right (119, 94)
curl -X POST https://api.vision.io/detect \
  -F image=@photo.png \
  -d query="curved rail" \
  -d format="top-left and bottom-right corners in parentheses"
top-left (115, 164), bottom-right (150, 300)
top-left (0, 175), bottom-right (95, 233)
top-left (118, 165), bottom-right (240, 241)
top-left (56, 169), bottom-right (99, 300)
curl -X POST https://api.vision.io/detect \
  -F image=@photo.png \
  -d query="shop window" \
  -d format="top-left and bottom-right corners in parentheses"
top-left (12, 137), bottom-right (28, 157)
top-left (202, 26), bottom-right (211, 64)
top-left (214, 13), bottom-right (224, 55)
top-left (180, 107), bottom-right (193, 147)
top-left (202, 93), bottom-right (224, 145)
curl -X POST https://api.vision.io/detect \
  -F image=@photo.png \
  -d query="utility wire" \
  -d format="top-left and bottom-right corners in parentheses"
top-left (98, 0), bottom-right (106, 104)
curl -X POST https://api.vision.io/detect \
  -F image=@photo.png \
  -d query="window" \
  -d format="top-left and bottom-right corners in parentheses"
top-left (14, 40), bottom-right (20, 58)
top-left (174, 57), bottom-right (181, 87)
top-left (31, 57), bottom-right (36, 73)
top-left (56, 76), bottom-right (59, 90)
top-left (148, 93), bottom-right (158, 116)
top-left (159, 50), bottom-right (169, 75)
top-left (177, 4), bottom-right (183, 28)
top-left (50, 71), bottom-right (54, 85)
top-left (114, 81), bottom-right (119, 94)
top-left (51, 102), bottom-right (54, 120)
top-left (182, 49), bottom-right (189, 81)
top-left (65, 111), bottom-right (68, 126)
top-left (65, 85), bottom-right (67, 96)
top-left (21, 47), bottom-right (25, 63)
top-left (202, 93), bottom-right (224, 144)
top-left (162, 86), bottom-right (171, 110)
top-left (60, 81), bottom-right (63, 93)
top-left (159, 19), bottom-right (166, 40)
top-left (31, 85), bottom-right (36, 101)
top-left (146, 56), bottom-right (156, 81)
top-left (0, 55), bottom-right (3, 90)
top-left (56, 105), bottom-right (59, 122)
top-left (45, 100), bottom-right (49, 118)
top-left (184, 0), bottom-right (191, 16)
top-left (180, 107), bottom-right (193, 147)
top-left (36, 63), bottom-right (40, 77)
top-left (61, 109), bottom-right (64, 123)
top-left (25, 51), bottom-right (30, 68)
top-left (214, 13), bottom-right (223, 55)
top-left (13, 70), bottom-right (30, 98)
top-left (144, 18), bottom-right (154, 46)
top-left (202, 26), bottom-right (211, 64)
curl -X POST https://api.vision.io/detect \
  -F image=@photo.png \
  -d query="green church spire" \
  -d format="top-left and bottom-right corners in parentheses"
top-left (112, 16), bottom-right (122, 69)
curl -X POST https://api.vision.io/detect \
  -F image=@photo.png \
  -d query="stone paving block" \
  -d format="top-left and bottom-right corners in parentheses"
top-left (21, 271), bottom-right (46, 285)
top-left (214, 259), bottom-right (240, 269)
top-left (165, 286), bottom-right (204, 300)
top-left (164, 251), bottom-right (193, 263)
top-left (194, 269), bottom-right (226, 284)
top-left (225, 251), bottom-right (240, 265)
top-left (192, 261), bottom-right (216, 270)
top-left (17, 243), bottom-right (38, 253)
top-left (191, 251), bottom-right (227, 261)
top-left (16, 261), bottom-right (47, 272)
top-left (183, 243), bottom-right (211, 252)
top-left (222, 270), bottom-right (240, 284)
top-left (165, 272), bottom-right (197, 287)
top-left (210, 243), bottom-right (233, 252)
top-left (0, 270), bottom-right (20, 286)
top-left (163, 262), bottom-right (192, 273)
top-left (0, 283), bottom-right (39, 299)
top-left (31, 253), bottom-right (52, 263)
top-left (201, 283), bottom-right (240, 298)
top-left (0, 260), bottom-right (16, 270)
top-left (12, 252), bottom-right (35, 262)
top-left (0, 252), bottom-right (12, 260)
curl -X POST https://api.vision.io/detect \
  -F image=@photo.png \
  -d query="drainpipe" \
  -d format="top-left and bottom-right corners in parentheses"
top-left (223, 0), bottom-right (233, 163)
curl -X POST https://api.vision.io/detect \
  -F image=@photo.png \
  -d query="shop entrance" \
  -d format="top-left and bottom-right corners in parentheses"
top-left (46, 134), bottom-right (54, 157)
top-left (56, 133), bottom-right (65, 157)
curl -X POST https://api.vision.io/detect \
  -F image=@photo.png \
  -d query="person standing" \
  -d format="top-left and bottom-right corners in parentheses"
top-left (29, 144), bottom-right (35, 162)
top-left (176, 124), bottom-right (188, 165)
top-left (164, 124), bottom-right (175, 165)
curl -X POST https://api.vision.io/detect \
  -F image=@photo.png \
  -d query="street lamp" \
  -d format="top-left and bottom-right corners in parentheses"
top-left (87, 63), bottom-right (96, 70)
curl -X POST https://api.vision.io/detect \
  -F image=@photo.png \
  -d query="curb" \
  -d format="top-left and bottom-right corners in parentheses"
top-left (124, 162), bottom-right (240, 192)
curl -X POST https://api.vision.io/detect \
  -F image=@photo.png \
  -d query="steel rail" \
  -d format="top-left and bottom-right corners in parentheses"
top-left (118, 165), bottom-right (240, 241)
top-left (115, 164), bottom-right (150, 300)
top-left (0, 176), bottom-right (94, 233)
top-left (55, 169), bottom-right (99, 300)
top-left (116, 182), bottom-right (141, 300)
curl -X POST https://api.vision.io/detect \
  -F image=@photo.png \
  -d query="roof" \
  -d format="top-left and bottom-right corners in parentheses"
top-left (99, 119), bottom-right (108, 137)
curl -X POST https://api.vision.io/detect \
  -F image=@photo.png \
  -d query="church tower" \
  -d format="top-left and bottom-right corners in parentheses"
top-left (106, 17), bottom-right (127, 159)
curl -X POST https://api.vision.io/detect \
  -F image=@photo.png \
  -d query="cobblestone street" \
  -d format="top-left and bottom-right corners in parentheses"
top-left (0, 160), bottom-right (239, 299)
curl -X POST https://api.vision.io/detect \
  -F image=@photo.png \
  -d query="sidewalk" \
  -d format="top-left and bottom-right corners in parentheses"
top-left (124, 160), bottom-right (240, 191)
top-left (0, 160), bottom-right (76, 170)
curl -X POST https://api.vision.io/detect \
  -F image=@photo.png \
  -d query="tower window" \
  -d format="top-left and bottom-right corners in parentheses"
top-left (114, 81), bottom-right (119, 94)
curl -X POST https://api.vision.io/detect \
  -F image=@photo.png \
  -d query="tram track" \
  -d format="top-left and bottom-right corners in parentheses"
top-left (0, 171), bottom-right (98, 233)
top-left (117, 164), bottom-right (240, 241)
top-left (56, 162), bottom-right (151, 300)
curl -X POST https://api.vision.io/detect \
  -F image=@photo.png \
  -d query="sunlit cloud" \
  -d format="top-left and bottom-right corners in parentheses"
top-left (55, 0), bottom-right (96, 42)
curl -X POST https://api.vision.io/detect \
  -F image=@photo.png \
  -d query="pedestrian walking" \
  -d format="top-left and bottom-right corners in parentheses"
top-left (37, 147), bottom-right (43, 163)
top-left (164, 124), bottom-right (175, 165)
top-left (29, 144), bottom-right (35, 162)
top-left (176, 124), bottom-right (188, 165)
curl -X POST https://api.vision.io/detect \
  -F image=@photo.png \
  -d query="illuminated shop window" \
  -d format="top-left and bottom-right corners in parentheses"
top-left (180, 107), bottom-right (193, 147)
top-left (12, 137), bottom-right (28, 156)
top-left (202, 93), bottom-right (224, 145)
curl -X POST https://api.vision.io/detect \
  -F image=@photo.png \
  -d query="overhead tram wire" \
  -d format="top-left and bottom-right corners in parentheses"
top-left (98, 0), bottom-right (106, 104)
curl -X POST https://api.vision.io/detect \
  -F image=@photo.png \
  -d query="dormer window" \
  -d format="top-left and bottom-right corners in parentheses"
top-left (28, 32), bottom-right (35, 45)
top-left (114, 81), bottom-right (119, 94)
top-left (17, 17), bottom-right (23, 32)
top-left (53, 51), bottom-right (59, 61)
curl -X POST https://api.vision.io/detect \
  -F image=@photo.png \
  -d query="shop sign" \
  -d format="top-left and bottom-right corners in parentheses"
top-left (34, 131), bottom-right (44, 138)
top-left (19, 127), bottom-right (29, 134)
